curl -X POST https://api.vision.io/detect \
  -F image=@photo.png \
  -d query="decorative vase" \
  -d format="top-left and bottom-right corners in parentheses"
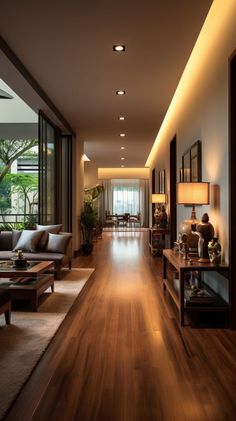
top-left (82, 243), bottom-right (93, 255)
top-left (208, 237), bottom-right (221, 265)
top-left (11, 249), bottom-right (28, 268)
top-left (11, 257), bottom-right (28, 268)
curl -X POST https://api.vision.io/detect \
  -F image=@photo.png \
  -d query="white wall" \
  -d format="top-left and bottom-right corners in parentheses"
top-left (148, 0), bottom-right (236, 262)
top-left (0, 78), bottom-right (38, 123)
top-left (84, 162), bottom-right (99, 188)
top-left (98, 167), bottom-right (149, 179)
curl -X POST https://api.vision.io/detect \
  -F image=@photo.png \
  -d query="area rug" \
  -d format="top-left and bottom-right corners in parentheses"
top-left (0, 268), bottom-right (94, 420)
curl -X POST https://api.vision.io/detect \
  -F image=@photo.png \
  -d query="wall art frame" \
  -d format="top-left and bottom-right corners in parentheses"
top-left (182, 140), bottom-right (202, 182)
top-left (159, 169), bottom-right (165, 193)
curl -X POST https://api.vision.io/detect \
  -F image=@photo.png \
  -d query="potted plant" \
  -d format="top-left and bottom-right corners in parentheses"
top-left (80, 202), bottom-right (97, 254)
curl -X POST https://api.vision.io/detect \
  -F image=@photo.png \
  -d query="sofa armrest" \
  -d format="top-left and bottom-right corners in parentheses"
top-left (0, 231), bottom-right (13, 251)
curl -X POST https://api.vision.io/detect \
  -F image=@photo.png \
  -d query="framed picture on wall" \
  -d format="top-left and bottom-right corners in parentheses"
top-left (152, 168), bottom-right (155, 193)
top-left (182, 140), bottom-right (202, 182)
top-left (182, 149), bottom-right (191, 181)
top-left (159, 169), bottom-right (165, 193)
top-left (190, 140), bottom-right (202, 182)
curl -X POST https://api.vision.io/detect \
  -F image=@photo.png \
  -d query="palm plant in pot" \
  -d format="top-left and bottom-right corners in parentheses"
top-left (80, 202), bottom-right (97, 254)
top-left (80, 184), bottom-right (104, 254)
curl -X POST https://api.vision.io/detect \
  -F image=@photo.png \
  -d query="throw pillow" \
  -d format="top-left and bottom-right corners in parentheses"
top-left (45, 233), bottom-right (71, 254)
top-left (12, 229), bottom-right (22, 249)
top-left (13, 230), bottom-right (44, 253)
top-left (36, 224), bottom-right (62, 250)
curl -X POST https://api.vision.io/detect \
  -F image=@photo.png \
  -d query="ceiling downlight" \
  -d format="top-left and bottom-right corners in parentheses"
top-left (116, 90), bottom-right (126, 95)
top-left (113, 45), bottom-right (126, 52)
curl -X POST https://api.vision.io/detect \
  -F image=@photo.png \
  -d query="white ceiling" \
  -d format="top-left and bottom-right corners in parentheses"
top-left (0, 79), bottom-right (37, 123)
top-left (0, 0), bottom-right (213, 167)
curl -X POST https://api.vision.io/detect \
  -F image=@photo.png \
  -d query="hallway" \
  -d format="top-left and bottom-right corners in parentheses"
top-left (6, 232), bottom-right (236, 421)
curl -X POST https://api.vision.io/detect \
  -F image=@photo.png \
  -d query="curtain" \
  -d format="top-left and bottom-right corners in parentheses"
top-left (99, 179), bottom-right (112, 224)
top-left (99, 179), bottom-right (149, 227)
top-left (139, 179), bottom-right (149, 227)
top-left (111, 179), bottom-right (139, 215)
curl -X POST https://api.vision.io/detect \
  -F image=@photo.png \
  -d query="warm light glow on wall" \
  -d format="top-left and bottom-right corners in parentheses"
top-left (205, 144), bottom-right (223, 179)
top-left (152, 193), bottom-right (166, 204)
top-left (98, 168), bottom-right (150, 179)
top-left (83, 154), bottom-right (90, 162)
top-left (145, 0), bottom-right (235, 168)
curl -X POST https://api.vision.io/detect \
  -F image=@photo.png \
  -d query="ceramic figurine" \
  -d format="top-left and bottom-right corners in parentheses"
top-left (193, 213), bottom-right (214, 261)
top-left (208, 237), bottom-right (221, 264)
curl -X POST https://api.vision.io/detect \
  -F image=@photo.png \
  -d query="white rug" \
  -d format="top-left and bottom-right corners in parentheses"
top-left (0, 268), bottom-right (94, 420)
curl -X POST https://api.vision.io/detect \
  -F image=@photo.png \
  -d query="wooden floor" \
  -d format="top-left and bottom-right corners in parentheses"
top-left (5, 231), bottom-right (236, 421)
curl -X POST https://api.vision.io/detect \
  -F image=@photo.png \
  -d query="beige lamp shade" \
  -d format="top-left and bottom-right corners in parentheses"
top-left (176, 182), bottom-right (209, 205)
top-left (152, 193), bottom-right (166, 204)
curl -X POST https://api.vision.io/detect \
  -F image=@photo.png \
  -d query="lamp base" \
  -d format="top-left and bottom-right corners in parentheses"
top-left (179, 219), bottom-right (200, 250)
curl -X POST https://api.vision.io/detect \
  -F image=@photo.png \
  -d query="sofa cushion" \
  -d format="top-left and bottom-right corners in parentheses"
top-left (36, 224), bottom-right (62, 249)
top-left (45, 233), bottom-right (71, 254)
top-left (12, 230), bottom-right (22, 249)
top-left (0, 232), bottom-right (13, 251)
top-left (20, 252), bottom-right (67, 268)
top-left (0, 251), bottom-right (14, 259)
top-left (13, 230), bottom-right (43, 253)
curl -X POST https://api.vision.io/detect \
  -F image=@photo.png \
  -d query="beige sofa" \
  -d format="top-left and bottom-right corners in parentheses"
top-left (0, 228), bottom-right (72, 280)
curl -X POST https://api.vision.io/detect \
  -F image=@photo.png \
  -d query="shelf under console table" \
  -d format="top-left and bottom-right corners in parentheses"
top-left (162, 249), bottom-right (229, 327)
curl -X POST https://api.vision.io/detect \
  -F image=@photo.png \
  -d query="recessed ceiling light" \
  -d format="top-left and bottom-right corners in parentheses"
top-left (116, 90), bottom-right (126, 95)
top-left (120, 133), bottom-right (125, 137)
top-left (113, 45), bottom-right (126, 52)
top-left (121, 157), bottom-right (125, 160)
top-left (121, 146), bottom-right (125, 150)
top-left (119, 116), bottom-right (125, 120)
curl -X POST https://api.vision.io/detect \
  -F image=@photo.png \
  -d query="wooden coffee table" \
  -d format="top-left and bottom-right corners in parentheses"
top-left (0, 260), bottom-right (55, 311)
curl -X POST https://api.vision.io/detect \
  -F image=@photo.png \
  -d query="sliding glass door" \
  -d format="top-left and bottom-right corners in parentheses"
top-left (39, 112), bottom-right (72, 230)
top-left (60, 135), bottom-right (72, 231)
top-left (39, 112), bottom-right (57, 224)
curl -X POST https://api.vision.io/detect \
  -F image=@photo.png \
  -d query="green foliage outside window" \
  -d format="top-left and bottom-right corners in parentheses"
top-left (0, 139), bottom-right (38, 228)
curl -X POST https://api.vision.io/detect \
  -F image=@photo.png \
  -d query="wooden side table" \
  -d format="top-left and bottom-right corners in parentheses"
top-left (162, 249), bottom-right (229, 326)
top-left (149, 228), bottom-right (169, 255)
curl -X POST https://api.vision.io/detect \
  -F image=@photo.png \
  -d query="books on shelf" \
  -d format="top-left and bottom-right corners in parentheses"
top-left (184, 288), bottom-right (217, 305)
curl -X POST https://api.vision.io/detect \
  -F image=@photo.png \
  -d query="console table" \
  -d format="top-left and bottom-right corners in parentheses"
top-left (162, 249), bottom-right (229, 326)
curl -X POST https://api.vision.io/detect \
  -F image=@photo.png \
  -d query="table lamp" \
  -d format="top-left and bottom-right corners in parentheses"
top-left (176, 182), bottom-right (210, 249)
top-left (152, 193), bottom-right (167, 228)
top-left (177, 182), bottom-right (209, 221)
top-left (177, 182), bottom-right (213, 260)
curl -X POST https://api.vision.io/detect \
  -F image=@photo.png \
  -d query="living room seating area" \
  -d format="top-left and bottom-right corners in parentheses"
top-left (0, 225), bottom-right (72, 280)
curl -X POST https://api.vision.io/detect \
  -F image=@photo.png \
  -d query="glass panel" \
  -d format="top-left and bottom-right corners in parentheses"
top-left (39, 113), bottom-right (56, 224)
top-left (46, 124), bottom-right (55, 223)
top-left (61, 135), bottom-right (72, 231)
top-left (111, 179), bottom-right (140, 215)
top-left (0, 79), bottom-right (39, 229)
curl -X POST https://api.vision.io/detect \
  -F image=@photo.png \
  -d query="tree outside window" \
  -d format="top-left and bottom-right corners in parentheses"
top-left (0, 139), bottom-right (38, 228)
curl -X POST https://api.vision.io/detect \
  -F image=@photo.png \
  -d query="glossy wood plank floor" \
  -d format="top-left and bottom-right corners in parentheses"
top-left (6, 232), bottom-right (236, 421)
